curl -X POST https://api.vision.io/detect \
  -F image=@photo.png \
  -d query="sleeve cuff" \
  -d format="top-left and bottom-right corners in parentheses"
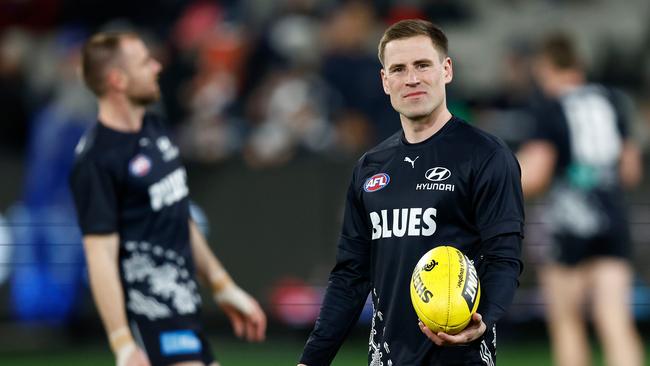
top-left (80, 224), bottom-right (118, 236)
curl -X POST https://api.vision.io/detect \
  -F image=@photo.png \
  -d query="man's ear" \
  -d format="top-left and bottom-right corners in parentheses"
top-left (443, 57), bottom-right (453, 84)
top-left (380, 68), bottom-right (390, 95)
top-left (105, 67), bottom-right (127, 92)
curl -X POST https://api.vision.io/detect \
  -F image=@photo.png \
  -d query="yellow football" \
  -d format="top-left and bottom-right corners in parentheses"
top-left (410, 246), bottom-right (481, 335)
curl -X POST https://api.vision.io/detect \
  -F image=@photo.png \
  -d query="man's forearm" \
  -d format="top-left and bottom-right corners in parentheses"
top-left (83, 234), bottom-right (133, 351)
top-left (188, 220), bottom-right (261, 318)
top-left (300, 242), bottom-right (372, 366)
top-left (300, 273), bottom-right (370, 365)
top-left (476, 233), bottom-right (523, 330)
top-left (188, 220), bottom-right (233, 289)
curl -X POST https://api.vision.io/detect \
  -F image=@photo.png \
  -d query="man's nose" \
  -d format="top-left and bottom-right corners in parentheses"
top-left (405, 67), bottom-right (420, 85)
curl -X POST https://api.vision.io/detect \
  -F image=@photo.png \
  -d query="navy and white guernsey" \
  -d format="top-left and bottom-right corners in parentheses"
top-left (301, 116), bottom-right (524, 366)
top-left (529, 85), bottom-right (633, 263)
top-left (70, 114), bottom-right (201, 324)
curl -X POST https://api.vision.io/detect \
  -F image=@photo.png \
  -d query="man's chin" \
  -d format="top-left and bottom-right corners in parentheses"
top-left (129, 92), bottom-right (160, 106)
top-left (394, 102), bottom-right (434, 119)
top-left (400, 109), bottom-right (434, 122)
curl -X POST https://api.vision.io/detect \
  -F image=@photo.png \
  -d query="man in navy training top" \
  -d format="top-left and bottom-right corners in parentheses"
top-left (518, 33), bottom-right (644, 366)
top-left (70, 32), bottom-right (267, 366)
top-left (299, 19), bottom-right (524, 366)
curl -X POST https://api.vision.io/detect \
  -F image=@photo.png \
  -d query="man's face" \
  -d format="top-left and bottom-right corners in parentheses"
top-left (533, 55), bottom-right (561, 97)
top-left (381, 35), bottom-right (452, 122)
top-left (117, 37), bottom-right (162, 105)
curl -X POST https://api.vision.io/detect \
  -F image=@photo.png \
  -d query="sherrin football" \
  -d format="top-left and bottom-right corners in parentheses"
top-left (410, 246), bottom-right (481, 334)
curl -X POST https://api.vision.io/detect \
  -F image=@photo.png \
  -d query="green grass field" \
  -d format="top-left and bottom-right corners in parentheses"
top-left (3, 336), bottom-right (649, 365)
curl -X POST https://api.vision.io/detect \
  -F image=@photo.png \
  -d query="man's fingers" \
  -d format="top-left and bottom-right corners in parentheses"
top-left (242, 300), bottom-right (266, 342)
top-left (227, 308), bottom-right (245, 338)
top-left (245, 314), bottom-right (258, 342)
top-left (471, 312), bottom-right (482, 324)
top-left (437, 331), bottom-right (470, 344)
top-left (418, 321), bottom-right (444, 346)
top-left (235, 300), bottom-right (264, 342)
top-left (235, 315), bottom-right (246, 338)
top-left (435, 314), bottom-right (487, 345)
top-left (252, 304), bottom-right (267, 341)
top-left (253, 305), bottom-right (267, 341)
top-left (224, 297), bottom-right (267, 342)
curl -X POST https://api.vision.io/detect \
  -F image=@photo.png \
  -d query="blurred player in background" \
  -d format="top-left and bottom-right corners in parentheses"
top-left (8, 31), bottom-right (94, 324)
top-left (299, 19), bottom-right (524, 366)
top-left (517, 33), bottom-right (644, 366)
top-left (69, 32), bottom-right (266, 366)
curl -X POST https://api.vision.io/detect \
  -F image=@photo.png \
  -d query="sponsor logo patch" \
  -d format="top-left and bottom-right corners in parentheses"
top-left (404, 156), bottom-right (419, 168)
top-left (417, 166), bottom-right (455, 191)
top-left (129, 154), bottom-right (151, 177)
top-left (364, 173), bottom-right (390, 192)
top-left (160, 330), bottom-right (202, 356)
top-left (425, 167), bottom-right (451, 182)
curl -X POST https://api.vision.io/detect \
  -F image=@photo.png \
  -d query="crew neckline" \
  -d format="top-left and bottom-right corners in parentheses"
top-left (400, 116), bottom-right (458, 147)
top-left (97, 114), bottom-right (148, 136)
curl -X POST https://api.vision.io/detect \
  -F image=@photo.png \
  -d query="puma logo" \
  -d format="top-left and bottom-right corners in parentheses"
top-left (404, 156), bottom-right (419, 168)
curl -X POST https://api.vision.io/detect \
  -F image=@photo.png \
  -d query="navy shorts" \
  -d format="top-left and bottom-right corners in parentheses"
top-left (551, 223), bottom-right (631, 266)
top-left (130, 318), bottom-right (215, 366)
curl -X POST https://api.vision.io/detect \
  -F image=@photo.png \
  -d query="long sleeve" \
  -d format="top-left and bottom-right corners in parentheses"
top-left (475, 233), bottom-right (523, 331)
top-left (300, 170), bottom-right (372, 366)
top-left (470, 143), bottom-right (525, 331)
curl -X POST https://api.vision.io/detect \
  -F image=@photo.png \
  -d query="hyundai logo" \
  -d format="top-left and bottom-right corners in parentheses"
top-left (425, 167), bottom-right (451, 182)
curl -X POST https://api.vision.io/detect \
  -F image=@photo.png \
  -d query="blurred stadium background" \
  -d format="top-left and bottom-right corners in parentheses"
top-left (1, 0), bottom-right (649, 364)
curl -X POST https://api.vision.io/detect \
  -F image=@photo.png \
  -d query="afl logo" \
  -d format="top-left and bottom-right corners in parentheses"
top-left (425, 167), bottom-right (451, 182)
top-left (129, 154), bottom-right (152, 177)
top-left (364, 173), bottom-right (390, 192)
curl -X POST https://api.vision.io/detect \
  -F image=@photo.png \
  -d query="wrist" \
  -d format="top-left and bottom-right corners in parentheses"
top-left (109, 326), bottom-right (136, 355)
top-left (213, 283), bottom-right (255, 315)
top-left (210, 271), bottom-right (234, 295)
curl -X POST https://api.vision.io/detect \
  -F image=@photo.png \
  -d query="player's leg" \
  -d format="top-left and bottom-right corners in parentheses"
top-left (587, 257), bottom-right (644, 366)
top-left (540, 264), bottom-right (590, 366)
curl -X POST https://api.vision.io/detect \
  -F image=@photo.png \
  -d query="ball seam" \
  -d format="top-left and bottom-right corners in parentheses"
top-left (446, 246), bottom-right (451, 333)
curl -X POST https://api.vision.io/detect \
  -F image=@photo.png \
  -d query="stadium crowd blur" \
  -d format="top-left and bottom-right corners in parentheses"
top-left (2, 0), bottom-right (650, 163)
top-left (1, 0), bottom-right (650, 339)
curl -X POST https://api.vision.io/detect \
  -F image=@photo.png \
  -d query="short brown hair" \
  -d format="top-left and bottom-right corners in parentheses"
top-left (81, 31), bottom-right (138, 96)
top-left (378, 19), bottom-right (448, 67)
top-left (538, 32), bottom-right (582, 70)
